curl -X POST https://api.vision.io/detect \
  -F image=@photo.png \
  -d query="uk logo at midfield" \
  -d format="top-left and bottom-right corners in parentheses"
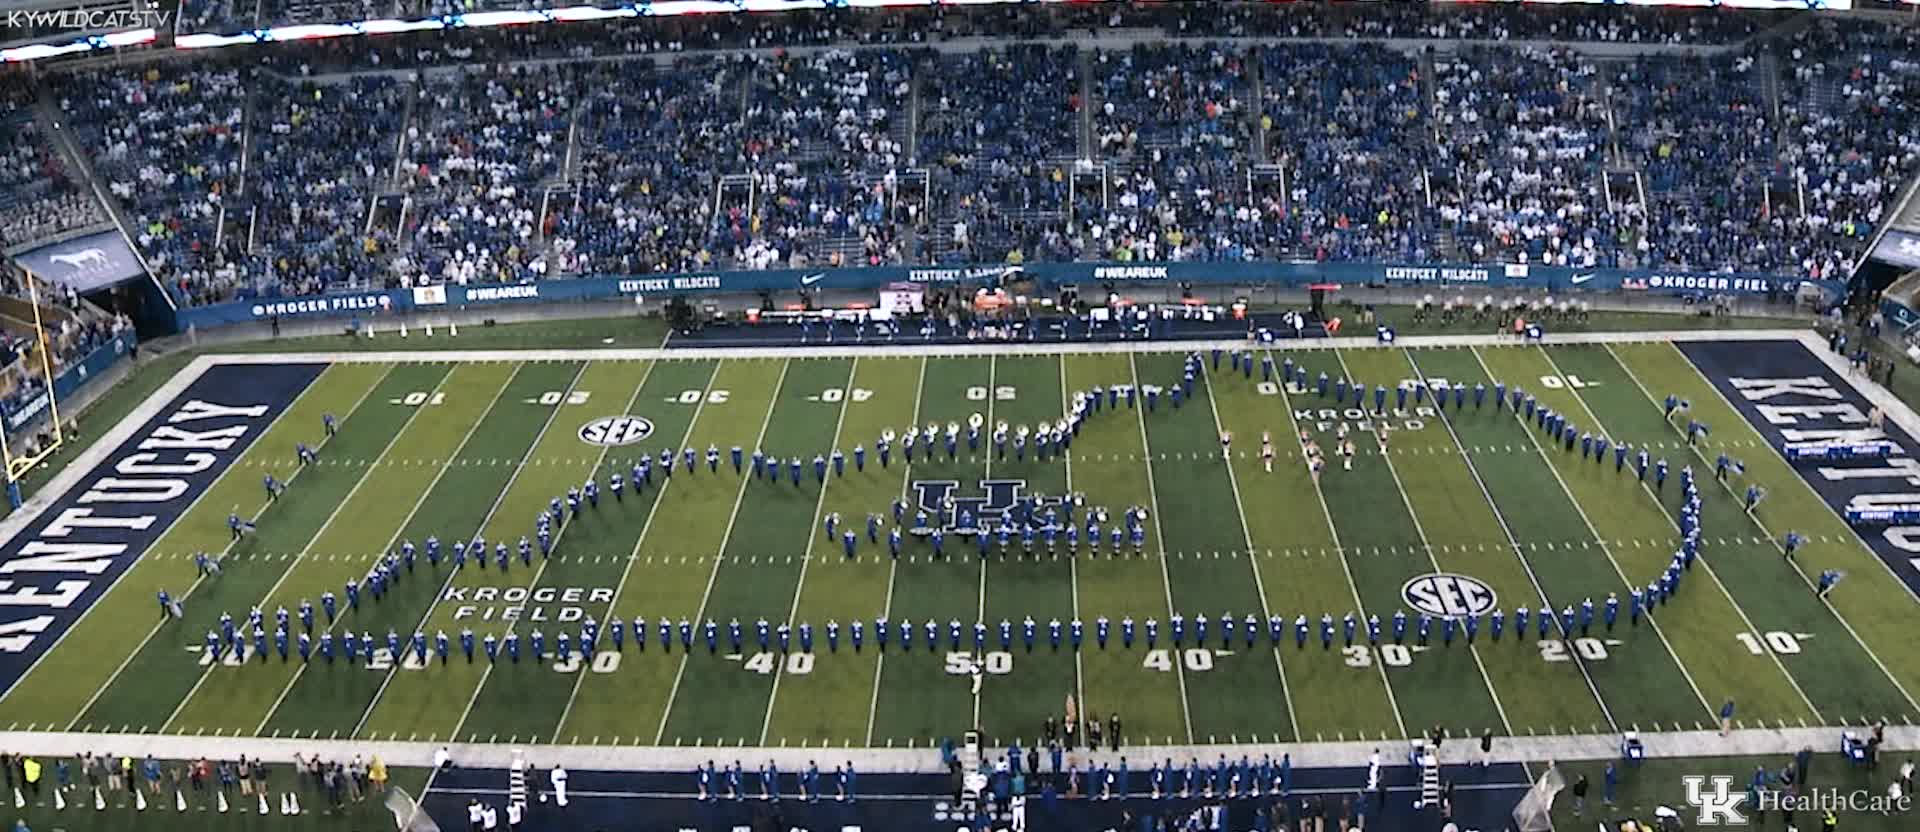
top-left (910, 479), bottom-right (1060, 535)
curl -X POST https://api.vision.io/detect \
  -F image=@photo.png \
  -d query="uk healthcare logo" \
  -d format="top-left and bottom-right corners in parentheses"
top-left (1683, 775), bottom-right (1748, 825)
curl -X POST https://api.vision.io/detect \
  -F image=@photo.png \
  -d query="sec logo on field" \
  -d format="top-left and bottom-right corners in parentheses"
top-left (1402, 573), bottom-right (1498, 618)
top-left (578, 416), bottom-right (654, 447)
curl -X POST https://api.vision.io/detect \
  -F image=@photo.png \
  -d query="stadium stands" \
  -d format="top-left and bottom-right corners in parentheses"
top-left (59, 67), bottom-right (245, 306)
top-left (552, 58), bottom-right (750, 276)
top-left (919, 44), bottom-right (1078, 265)
top-left (1430, 46), bottom-right (1624, 267)
top-left (0, 83), bottom-right (108, 253)
top-left (7, 4), bottom-right (1918, 306)
top-left (248, 75), bottom-right (407, 298)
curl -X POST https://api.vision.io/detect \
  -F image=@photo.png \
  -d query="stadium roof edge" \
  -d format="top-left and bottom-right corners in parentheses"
top-left (0, 0), bottom-right (1872, 65)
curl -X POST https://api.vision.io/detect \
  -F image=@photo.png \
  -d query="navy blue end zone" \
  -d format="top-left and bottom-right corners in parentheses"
top-left (420, 761), bottom-right (1531, 832)
top-left (1680, 340), bottom-right (1920, 598)
top-left (0, 362), bottom-right (324, 694)
top-left (666, 311), bottom-right (1328, 349)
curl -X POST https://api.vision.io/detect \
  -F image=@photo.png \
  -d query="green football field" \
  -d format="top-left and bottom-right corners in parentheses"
top-left (4, 335), bottom-right (1916, 755)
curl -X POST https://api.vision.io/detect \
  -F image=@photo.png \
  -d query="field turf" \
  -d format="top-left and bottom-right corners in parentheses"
top-left (3, 335), bottom-right (1915, 761)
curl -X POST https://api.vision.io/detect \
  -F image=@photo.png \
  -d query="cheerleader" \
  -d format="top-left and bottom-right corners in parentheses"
top-left (1260, 431), bottom-right (1275, 473)
top-left (1377, 423), bottom-right (1393, 454)
top-left (1340, 438), bottom-right (1356, 471)
top-left (1309, 454), bottom-right (1325, 484)
top-left (1219, 430), bottom-right (1233, 461)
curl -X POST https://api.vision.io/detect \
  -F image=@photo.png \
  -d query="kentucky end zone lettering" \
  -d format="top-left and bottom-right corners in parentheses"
top-left (1679, 341), bottom-right (1920, 597)
top-left (0, 363), bottom-right (322, 694)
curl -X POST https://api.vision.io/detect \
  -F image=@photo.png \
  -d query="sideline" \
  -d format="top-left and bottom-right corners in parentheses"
top-left (0, 724), bottom-right (1907, 774)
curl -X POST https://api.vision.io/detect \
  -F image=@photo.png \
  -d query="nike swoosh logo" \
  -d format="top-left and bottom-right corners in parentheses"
top-left (1571, 274), bottom-right (1595, 285)
top-left (800, 273), bottom-right (826, 286)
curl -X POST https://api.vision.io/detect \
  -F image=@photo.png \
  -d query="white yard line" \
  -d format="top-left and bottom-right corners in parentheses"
top-left (863, 357), bottom-right (926, 747)
top-left (157, 362), bottom-right (403, 732)
top-left (1261, 349), bottom-right (1409, 742)
top-left (549, 361), bottom-right (720, 743)
top-left (351, 361), bottom-right (596, 740)
top-left (1058, 356), bottom-right (1088, 749)
top-left (1529, 347), bottom-right (1823, 722)
top-left (653, 359), bottom-right (791, 745)
top-left (1400, 350), bottom-right (1618, 733)
top-left (54, 362), bottom-right (348, 725)
top-left (437, 361), bottom-right (660, 745)
top-left (760, 357), bottom-right (860, 745)
top-left (1124, 352), bottom-right (1195, 744)
top-left (1326, 349), bottom-right (1516, 738)
top-left (1465, 346), bottom-right (1716, 727)
top-left (1608, 342), bottom-right (1920, 717)
top-left (254, 364), bottom-right (520, 736)
top-left (971, 356), bottom-right (996, 732)
top-left (1193, 358), bottom-right (1300, 739)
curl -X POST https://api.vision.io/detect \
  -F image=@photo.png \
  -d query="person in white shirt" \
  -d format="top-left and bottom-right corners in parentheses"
top-left (466, 799), bottom-right (483, 832)
top-left (549, 765), bottom-right (569, 807)
top-left (507, 800), bottom-right (523, 831)
top-left (481, 803), bottom-right (498, 831)
top-left (435, 747), bottom-right (453, 770)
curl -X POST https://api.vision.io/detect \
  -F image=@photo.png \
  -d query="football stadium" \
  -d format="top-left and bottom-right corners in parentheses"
top-left (1, 2), bottom-right (1920, 831)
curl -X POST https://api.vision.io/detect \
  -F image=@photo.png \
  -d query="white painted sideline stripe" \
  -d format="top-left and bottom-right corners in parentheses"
top-left (0, 724), bottom-right (1908, 774)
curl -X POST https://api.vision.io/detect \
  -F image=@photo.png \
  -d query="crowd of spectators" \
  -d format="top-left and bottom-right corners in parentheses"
top-left (1172, 1), bottom-right (1773, 44)
top-left (1775, 18), bottom-right (1920, 284)
top-left (398, 64), bottom-right (580, 286)
top-left (0, 118), bottom-right (107, 252)
top-left (11, 6), bottom-right (1920, 307)
top-left (550, 57), bottom-right (750, 276)
top-left (1261, 43), bottom-right (1433, 263)
top-left (1081, 43), bottom-right (1252, 264)
top-left (247, 75), bottom-right (407, 298)
top-left (724, 48), bottom-right (914, 268)
top-left (89, 0), bottom-right (1778, 78)
top-left (0, 83), bottom-right (108, 253)
top-left (1611, 51), bottom-right (1782, 273)
top-left (1430, 46), bottom-right (1627, 268)
top-left (919, 44), bottom-right (1078, 265)
top-left (59, 67), bottom-right (245, 306)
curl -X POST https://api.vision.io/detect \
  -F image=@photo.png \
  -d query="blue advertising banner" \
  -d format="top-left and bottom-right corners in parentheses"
top-left (0, 362), bottom-right (324, 694)
top-left (172, 261), bottom-right (1837, 331)
top-left (12, 231), bottom-right (147, 293)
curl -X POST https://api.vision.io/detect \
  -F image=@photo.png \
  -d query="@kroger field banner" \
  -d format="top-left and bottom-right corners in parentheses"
top-left (13, 231), bottom-right (145, 293)
top-left (171, 261), bottom-right (1835, 331)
